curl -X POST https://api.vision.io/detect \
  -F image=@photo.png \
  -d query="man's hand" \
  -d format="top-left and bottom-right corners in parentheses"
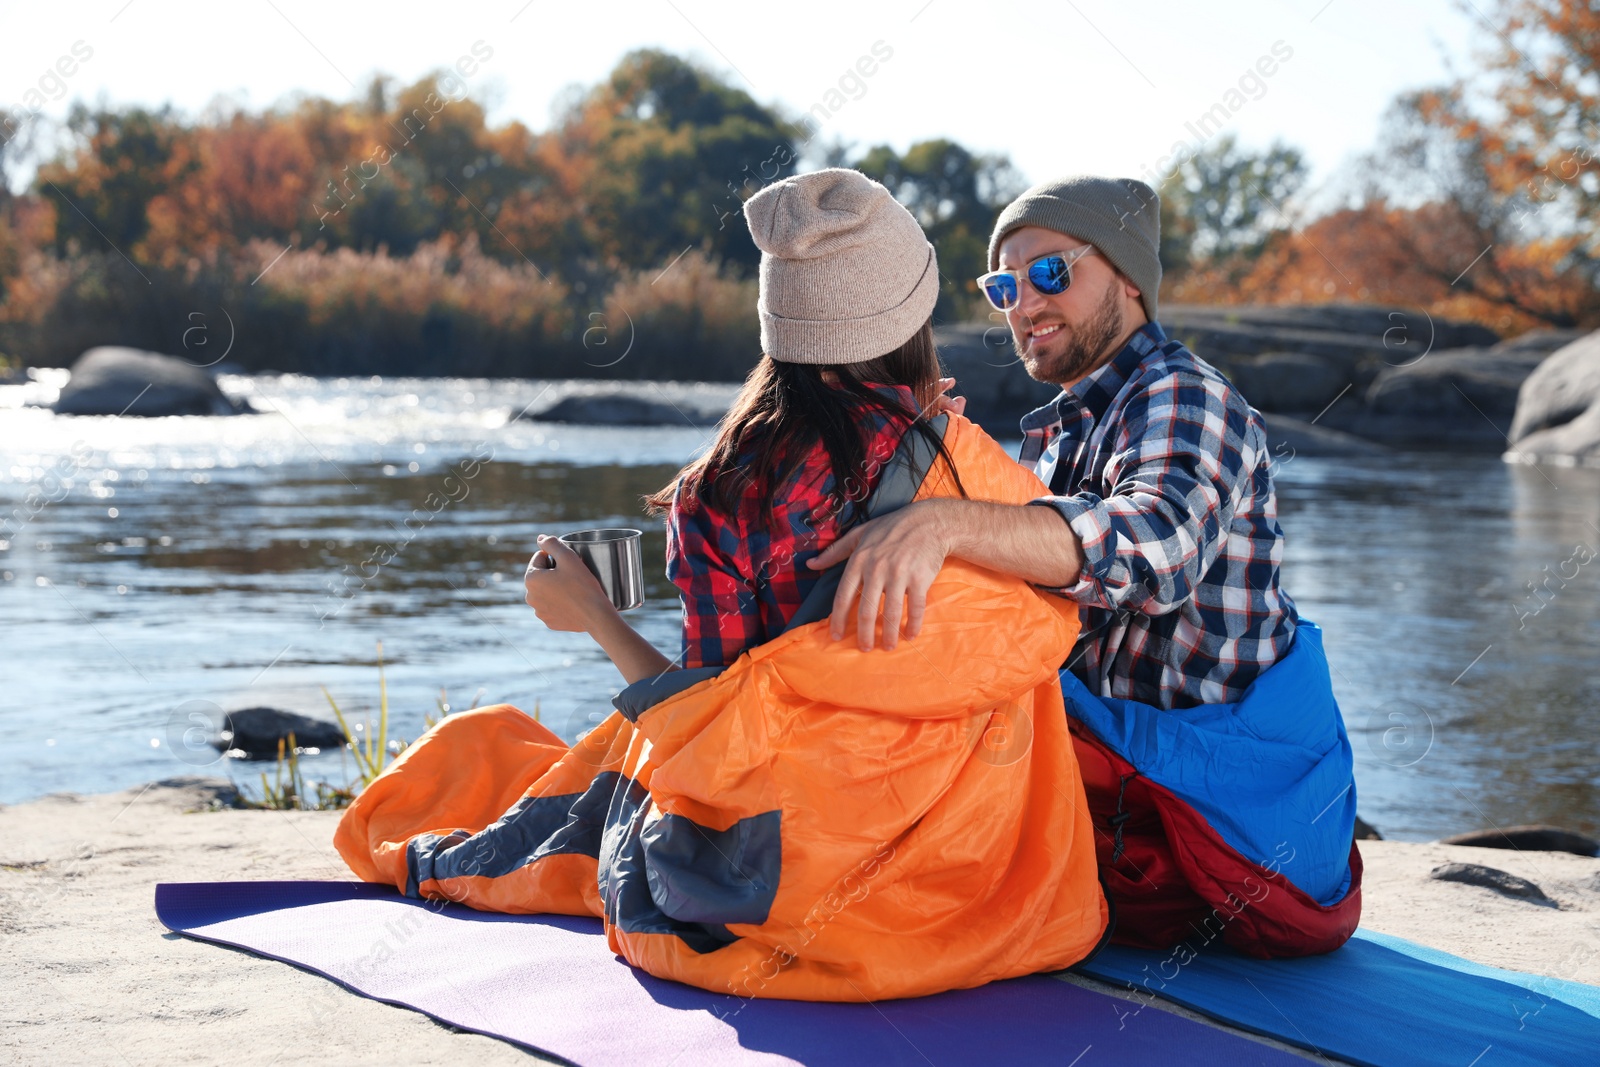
top-left (807, 499), bottom-right (957, 651)
top-left (807, 498), bottom-right (1088, 650)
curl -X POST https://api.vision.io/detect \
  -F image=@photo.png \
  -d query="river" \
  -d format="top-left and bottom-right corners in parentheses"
top-left (2, 370), bottom-right (1596, 841)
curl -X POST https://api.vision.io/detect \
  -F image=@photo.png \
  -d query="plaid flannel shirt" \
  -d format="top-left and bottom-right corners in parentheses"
top-left (667, 383), bottom-right (917, 670)
top-left (1019, 320), bottom-right (1298, 709)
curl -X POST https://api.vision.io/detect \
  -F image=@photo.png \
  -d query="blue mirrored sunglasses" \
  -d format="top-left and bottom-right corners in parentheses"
top-left (974, 246), bottom-right (1100, 310)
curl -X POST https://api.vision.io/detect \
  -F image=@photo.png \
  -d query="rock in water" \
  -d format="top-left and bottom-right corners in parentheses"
top-left (1321, 339), bottom-right (1568, 452)
top-left (528, 394), bottom-right (719, 426)
top-left (1430, 862), bottom-right (1549, 902)
top-left (1440, 825), bottom-right (1600, 857)
top-left (52, 346), bottom-right (251, 416)
top-left (1152, 307), bottom-right (1592, 454)
top-left (514, 382), bottom-right (741, 426)
top-left (1507, 330), bottom-right (1600, 466)
top-left (215, 707), bottom-right (347, 759)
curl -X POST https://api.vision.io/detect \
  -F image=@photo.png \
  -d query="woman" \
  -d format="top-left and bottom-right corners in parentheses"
top-left (522, 314), bottom-right (959, 682)
top-left (334, 169), bottom-right (1109, 1001)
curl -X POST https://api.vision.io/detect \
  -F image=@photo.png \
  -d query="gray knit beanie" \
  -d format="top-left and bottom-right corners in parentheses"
top-left (744, 168), bottom-right (939, 364)
top-left (987, 175), bottom-right (1162, 322)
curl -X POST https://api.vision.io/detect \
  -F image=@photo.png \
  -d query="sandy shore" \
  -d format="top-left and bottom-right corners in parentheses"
top-left (5, 777), bottom-right (1598, 1065)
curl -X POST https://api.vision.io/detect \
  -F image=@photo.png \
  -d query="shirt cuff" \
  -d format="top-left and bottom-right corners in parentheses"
top-left (1026, 495), bottom-right (1114, 598)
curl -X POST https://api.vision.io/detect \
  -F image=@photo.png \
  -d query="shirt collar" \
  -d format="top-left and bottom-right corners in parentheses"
top-left (1019, 320), bottom-right (1168, 434)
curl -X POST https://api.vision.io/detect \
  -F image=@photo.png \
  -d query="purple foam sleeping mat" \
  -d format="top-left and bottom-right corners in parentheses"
top-left (155, 880), bottom-right (1304, 1066)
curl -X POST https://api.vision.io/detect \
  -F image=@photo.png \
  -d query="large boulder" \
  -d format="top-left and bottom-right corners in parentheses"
top-left (512, 330), bottom-right (1061, 435)
top-left (497, 312), bottom-right (1584, 459)
top-left (530, 394), bottom-right (718, 426)
top-left (1318, 342), bottom-right (1556, 450)
top-left (1506, 331), bottom-right (1600, 467)
top-left (1429, 862), bottom-right (1550, 903)
top-left (507, 336), bottom-right (1064, 435)
top-left (1155, 306), bottom-right (1519, 451)
top-left (950, 311), bottom-right (1580, 453)
top-left (1169, 315), bottom-right (1579, 453)
top-left (1162, 304), bottom-right (1499, 395)
top-left (515, 381), bottom-right (740, 427)
top-left (1228, 352), bottom-right (1350, 413)
top-left (943, 308), bottom-right (1493, 438)
top-left (1489, 327), bottom-right (1590, 359)
top-left (52, 346), bottom-right (251, 416)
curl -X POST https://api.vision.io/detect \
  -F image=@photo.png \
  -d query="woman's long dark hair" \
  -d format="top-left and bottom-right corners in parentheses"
top-left (645, 318), bottom-right (967, 521)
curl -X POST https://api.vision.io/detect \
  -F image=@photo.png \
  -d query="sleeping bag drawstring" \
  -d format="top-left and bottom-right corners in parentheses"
top-left (1109, 773), bottom-right (1137, 863)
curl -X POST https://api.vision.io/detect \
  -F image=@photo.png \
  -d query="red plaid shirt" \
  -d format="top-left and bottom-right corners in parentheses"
top-left (666, 383), bottom-right (919, 669)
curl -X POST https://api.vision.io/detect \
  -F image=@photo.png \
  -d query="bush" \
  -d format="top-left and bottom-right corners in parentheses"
top-left (0, 239), bottom-right (782, 379)
top-left (598, 249), bottom-right (759, 381)
top-left (253, 234), bottom-right (577, 376)
top-left (0, 234), bottom-right (586, 376)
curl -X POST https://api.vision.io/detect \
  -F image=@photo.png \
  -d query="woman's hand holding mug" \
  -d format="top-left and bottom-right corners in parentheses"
top-left (524, 534), bottom-right (615, 632)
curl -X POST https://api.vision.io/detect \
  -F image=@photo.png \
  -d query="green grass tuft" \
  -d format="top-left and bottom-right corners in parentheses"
top-left (238, 640), bottom-right (496, 811)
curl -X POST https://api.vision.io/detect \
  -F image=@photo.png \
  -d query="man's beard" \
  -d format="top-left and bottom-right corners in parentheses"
top-left (1017, 282), bottom-right (1126, 386)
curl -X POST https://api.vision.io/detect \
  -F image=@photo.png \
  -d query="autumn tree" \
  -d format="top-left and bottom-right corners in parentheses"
top-left (555, 49), bottom-right (798, 279)
top-left (1352, 87), bottom-right (1591, 327)
top-left (1168, 5), bottom-right (1599, 331)
top-left (1328, 1), bottom-right (1600, 328)
top-left (1430, 0), bottom-right (1599, 244)
top-left (0, 108), bottom-right (27, 299)
top-left (1168, 95), bottom-right (1596, 331)
top-left (854, 138), bottom-right (1023, 318)
top-left (1158, 135), bottom-right (1306, 274)
top-left (282, 73), bottom-right (524, 259)
top-left (36, 104), bottom-right (200, 263)
top-left (1183, 197), bottom-right (1592, 329)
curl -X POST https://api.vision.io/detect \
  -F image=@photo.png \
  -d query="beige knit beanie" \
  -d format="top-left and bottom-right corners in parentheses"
top-left (743, 168), bottom-right (939, 364)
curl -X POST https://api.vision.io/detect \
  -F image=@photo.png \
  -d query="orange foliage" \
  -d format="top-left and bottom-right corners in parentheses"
top-left (1167, 2), bottom-right (1600, 333)
top-left (1166, 199), bottom-right (1595, 333)
top-left (251, 231), bottom-right (567, 335)
top-left (1434, 0), bottom-right (1600, 233)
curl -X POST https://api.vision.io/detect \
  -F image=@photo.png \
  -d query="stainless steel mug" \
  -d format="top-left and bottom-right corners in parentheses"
top-left (557, 528), bottom-right (645, 611)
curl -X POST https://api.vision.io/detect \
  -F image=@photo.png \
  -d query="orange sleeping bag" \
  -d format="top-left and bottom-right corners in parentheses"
top-left (334, 411), bottom-right (1109, 1001)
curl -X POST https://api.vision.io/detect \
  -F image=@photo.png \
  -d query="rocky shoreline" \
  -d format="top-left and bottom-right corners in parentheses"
top-left (20, 305), bottom-right (1600, 465)
top-left (514, 306), bottom-right (1600, 465)
top-left (937, 305), bottom-right (1595, 459)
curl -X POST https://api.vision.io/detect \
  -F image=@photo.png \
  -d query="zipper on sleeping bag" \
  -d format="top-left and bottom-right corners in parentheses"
top-left (1109, 772), bottom-right (1138, 863)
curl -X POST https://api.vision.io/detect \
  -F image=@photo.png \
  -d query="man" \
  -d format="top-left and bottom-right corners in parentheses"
top-left (809, 175), bottom-right (1362, 958)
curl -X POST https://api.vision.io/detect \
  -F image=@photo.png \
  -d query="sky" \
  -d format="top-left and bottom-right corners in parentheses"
top-left (1, 0), bottom-right (1485, 197)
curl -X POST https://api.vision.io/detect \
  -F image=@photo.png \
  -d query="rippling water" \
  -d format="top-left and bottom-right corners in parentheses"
top-left (2, 371), bottom-right (1596, 841)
